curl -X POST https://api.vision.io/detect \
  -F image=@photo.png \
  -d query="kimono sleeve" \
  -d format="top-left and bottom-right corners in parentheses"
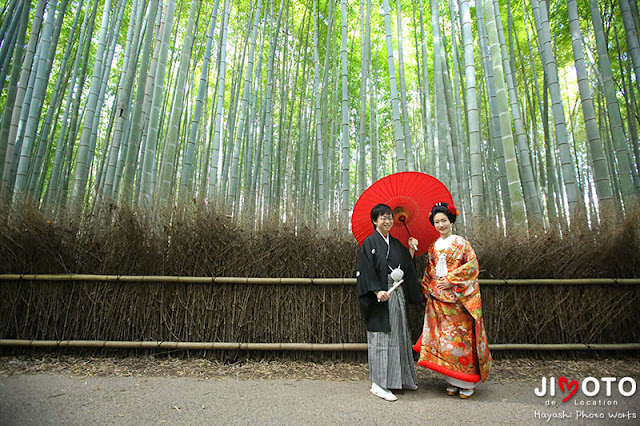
top-left (447, 239), bottom-right (480, 298)
top-left (356, 238), bottom-right (385, 297)
top-left (420, 248), bottom-right (436, 296)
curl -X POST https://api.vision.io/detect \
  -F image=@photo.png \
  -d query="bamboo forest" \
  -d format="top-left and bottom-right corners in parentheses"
top-left (0, 0), bottom-right (639, 232)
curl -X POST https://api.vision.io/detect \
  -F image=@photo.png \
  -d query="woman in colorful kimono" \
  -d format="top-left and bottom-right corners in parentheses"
top-left (356, 203), bottom-right (423, 402)
top-left (414, 202), bottom-right (492, 398)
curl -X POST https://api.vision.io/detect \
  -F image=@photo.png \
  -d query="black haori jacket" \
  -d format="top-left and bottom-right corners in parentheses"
top-left (356, 230), bottom-right (423, 332)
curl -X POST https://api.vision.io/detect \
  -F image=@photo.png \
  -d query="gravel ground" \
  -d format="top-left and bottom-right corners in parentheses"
top-left (2, 355), bottom-right (640, 382)
top-left (1, 356), bottom-right (639, 425)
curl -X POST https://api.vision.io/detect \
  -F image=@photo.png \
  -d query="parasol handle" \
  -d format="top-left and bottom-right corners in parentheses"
top-left (398, 216), bottom-right (412, 238)
top-left (377, 279), bottom-right (404, 302)
top-left (398, 216), bottom-right (418, 253)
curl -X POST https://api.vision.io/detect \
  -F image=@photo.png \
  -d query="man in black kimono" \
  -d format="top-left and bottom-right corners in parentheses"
top-left (355, 203), bottom-right (423, 401)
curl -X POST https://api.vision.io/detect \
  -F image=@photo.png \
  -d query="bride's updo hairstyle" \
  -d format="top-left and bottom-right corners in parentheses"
top-left (429, 202), bottom-right (458, 226)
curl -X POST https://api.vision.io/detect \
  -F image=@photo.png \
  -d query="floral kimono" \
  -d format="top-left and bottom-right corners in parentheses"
top-left (413, 235), bottom-right (492, 383)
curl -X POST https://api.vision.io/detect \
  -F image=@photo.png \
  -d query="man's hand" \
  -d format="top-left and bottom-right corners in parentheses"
top-left (408, 237), bottom-right (418, 257)
top-left (376, 290), bottom-right (390, 302)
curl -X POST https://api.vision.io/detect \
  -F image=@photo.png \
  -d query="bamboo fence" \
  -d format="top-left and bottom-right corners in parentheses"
top-left (1, 275), bottom-right (639, 359)
top-left (1, 340), bottom-right (639, 351)
top-left (1, 274), bottom-right (639, 285)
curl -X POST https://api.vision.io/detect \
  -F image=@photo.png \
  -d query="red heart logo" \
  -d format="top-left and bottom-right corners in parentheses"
top-left (559, 377), bottom-right (578, 402)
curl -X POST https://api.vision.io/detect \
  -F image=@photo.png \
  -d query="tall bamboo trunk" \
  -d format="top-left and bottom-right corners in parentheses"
top-left (458, 0), bottom-right (484, 218)
top-left (0, 0), bottom-right (29, 191)
top-left (260, 0), bottom-right (284, 217)
top-left (531, 0), bottom-right (581, 219)
top-left (103, 0), bottom-right (145, 199)
top-left (181, 0), bottom-right (220, 201)
top-left (589, 0), bottom-right (637, 207)
top-left (2, 0), bottom-right (46, 196)
top-left (382, 0), bottom-right (406, 172)
top-left (140, 0), bottom-right (178, 205)
top-left (567, 0), bottom-right (615, 216)
top-left (492, 0), bottom-right (541, 225)
top-left (396, 0), bottom-right (413, 171)
top-left (340, 0), bottom-right (350, 222)
top-left (158, 0), bottom-right (199, 203)
top-left (228, 0), bottom-right (262, 214)
top-left (357, 0), bottom-right (368, 195)
top-left (69, 0), bottom-right (114, 208)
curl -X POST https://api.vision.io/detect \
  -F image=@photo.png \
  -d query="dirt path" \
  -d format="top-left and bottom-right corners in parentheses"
top-left (1, 356), bottom-right (639, 425)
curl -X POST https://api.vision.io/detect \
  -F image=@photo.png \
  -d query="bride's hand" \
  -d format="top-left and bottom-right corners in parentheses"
top-left (436, 277), bottom-right (453, 290)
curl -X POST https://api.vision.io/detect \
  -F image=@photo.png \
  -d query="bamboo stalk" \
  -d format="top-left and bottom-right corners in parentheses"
top-left (481, 278), bottom-right (640, 286)
top-left (1, 275), bottom-right (639, 285)
top-left (0, 339), bottom-right (368, 351)
top-left (0, 339), bottom-right (639, 351)
top-left (489, 343), bottom-right (640, 350)
top-left (0, 275), bottom-right (355, 285)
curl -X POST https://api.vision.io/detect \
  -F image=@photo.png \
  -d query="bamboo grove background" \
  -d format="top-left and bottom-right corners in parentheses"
top-left (0, 0), bottom-right (638, 228)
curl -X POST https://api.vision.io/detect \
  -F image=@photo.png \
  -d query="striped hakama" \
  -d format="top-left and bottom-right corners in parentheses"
top-left (367, 275), bottom-right (417, 389)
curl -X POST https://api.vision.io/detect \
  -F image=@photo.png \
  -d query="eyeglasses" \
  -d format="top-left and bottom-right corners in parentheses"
top-left (379, 216), bottom-right (394, 222)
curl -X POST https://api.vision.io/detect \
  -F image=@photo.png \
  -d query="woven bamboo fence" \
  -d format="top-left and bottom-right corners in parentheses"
top-left (1, 274), bottom-right (639, 361)
top-left (1, 203), bottom-right (639, 360)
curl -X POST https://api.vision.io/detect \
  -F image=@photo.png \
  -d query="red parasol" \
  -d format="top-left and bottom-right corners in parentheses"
top-left (351, 172), bottom-right (453, 257)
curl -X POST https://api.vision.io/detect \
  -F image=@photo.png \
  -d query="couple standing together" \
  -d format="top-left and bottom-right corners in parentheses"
top-left (356, 202), bottom-right (492, 402)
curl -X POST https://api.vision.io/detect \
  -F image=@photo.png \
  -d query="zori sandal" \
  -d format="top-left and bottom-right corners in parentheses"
top-left (446, 386), bottom-right (459, 396)
top-left (459, 388), bottom-right (475, 399)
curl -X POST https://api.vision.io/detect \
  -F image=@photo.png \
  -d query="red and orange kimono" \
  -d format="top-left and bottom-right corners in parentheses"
top-left (413, 235), bottom-right (492, 383)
